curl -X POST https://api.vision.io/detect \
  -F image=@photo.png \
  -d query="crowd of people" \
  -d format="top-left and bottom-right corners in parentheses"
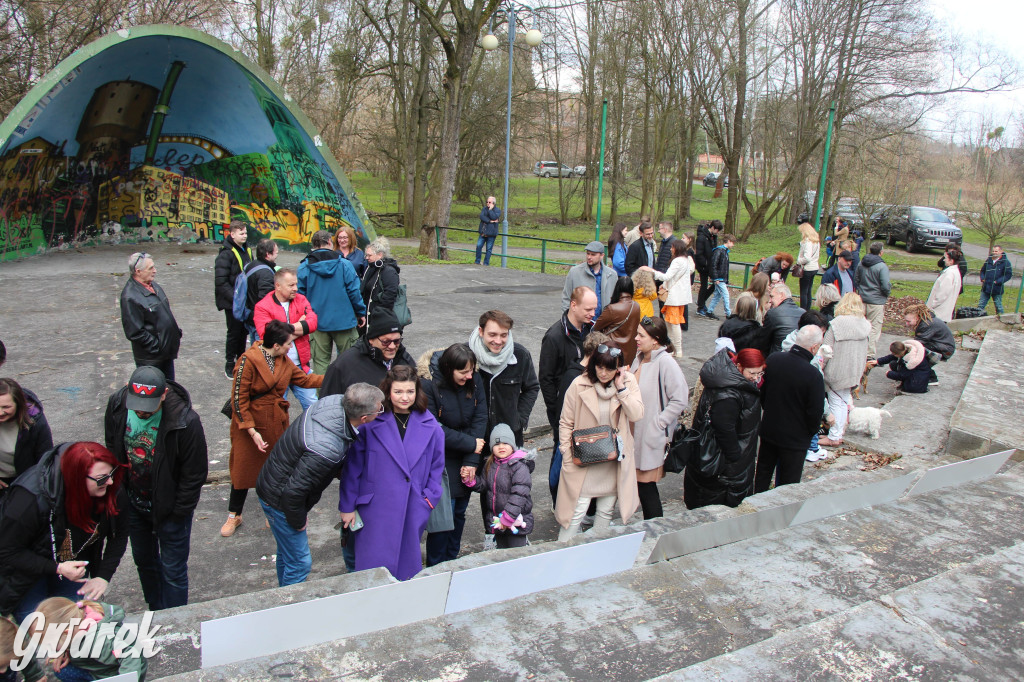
top-left (0, 211), bottom-right (1010, 680)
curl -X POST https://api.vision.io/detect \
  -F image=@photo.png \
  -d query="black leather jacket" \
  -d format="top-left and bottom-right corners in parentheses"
top-left (763, 298), bottom-right (804, 355)
top-left (119, 278), bottom-right (182, 362)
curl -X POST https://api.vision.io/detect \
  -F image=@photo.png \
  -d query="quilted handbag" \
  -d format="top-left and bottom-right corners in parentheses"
top-left (570, 425), bottom-right (620, 467)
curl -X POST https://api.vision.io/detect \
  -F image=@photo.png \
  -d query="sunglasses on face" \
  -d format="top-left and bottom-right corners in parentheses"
top-left (86, 470), bottom-right (117, 485)
top-left (596, 344), bottom-right (622, 358)
top-left (378, 337), bottom-right (402, 348)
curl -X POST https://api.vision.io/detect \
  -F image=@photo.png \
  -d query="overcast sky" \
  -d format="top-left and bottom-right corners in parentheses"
top-left (928, 0), bottom-right (1024, 140)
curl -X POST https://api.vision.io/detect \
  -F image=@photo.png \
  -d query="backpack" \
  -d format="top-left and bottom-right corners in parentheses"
top-left (232, 263), bottom-right (271, 322)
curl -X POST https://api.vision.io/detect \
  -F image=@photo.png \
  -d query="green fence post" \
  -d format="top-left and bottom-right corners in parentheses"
top-left (743, 264), bottom-right (751, 288)
top-left (435, 226), bottom-right (440, 258)
top-left (1015, 276), bottom-right (1023, 314)
top-left (541, 240), bottom-right (547, 273)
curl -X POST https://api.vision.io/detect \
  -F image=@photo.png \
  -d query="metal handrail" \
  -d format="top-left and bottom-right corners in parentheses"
top-left (434, 226), bottom-right (588, 273)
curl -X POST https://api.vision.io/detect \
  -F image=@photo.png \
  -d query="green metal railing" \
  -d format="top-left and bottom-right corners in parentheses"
top-left (434, 226), bottom-right (589, 273)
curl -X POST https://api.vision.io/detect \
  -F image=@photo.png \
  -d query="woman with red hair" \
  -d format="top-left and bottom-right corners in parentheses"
top-left (0, 442), bottom-right (129, 622)
top-left (684, 347), bottom-right (765, 510)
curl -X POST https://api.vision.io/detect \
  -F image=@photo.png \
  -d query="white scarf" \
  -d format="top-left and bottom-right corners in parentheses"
top-left (468, 328), bottom-right (516, 376)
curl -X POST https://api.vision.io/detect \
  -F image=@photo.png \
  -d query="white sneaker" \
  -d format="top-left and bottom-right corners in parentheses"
top-left (806, 448), bottom-right (825, 462)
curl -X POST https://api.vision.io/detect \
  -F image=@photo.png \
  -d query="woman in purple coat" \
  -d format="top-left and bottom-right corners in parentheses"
top-left (339, 365), bottom-right (445, 581)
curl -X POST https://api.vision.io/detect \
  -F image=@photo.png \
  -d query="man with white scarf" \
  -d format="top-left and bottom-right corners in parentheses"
top-left (468, 310), bottom-right (540, 448)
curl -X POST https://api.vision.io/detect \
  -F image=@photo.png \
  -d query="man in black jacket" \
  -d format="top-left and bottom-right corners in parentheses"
top-left (655, 221), bottom-right (677, 273)
top-left (120, 252), bottom-right (183, 380)
top-left (256, 384), bottom-right (384, 586)
top-left (320, 308), bottom-right (415, 398)
top-left (762, 284), bottom-right (804, 355)
top-left (754, 325), bottom-right (826, 492)
top-left (624, 223), bottom-right (657, 276)
top-left (214, 220), bottom-right (252, 378)
top-left (694, 220), bottom-right (720, 311)
top-left (539, 288), bottom-right (596, 499)
top-left (469, 310), bottom-right (540, 448)
top-left (244, 238), bottom-right (279, 331)
top-left (104, 366), bottom-right (207, 610)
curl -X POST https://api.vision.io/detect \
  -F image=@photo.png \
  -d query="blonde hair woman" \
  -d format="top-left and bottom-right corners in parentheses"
top-left (820, 293), bottom-right (870, 446)
top-left (815, 281), bottom-right (842, 319)
top-left (796, 222), bottom-right (820, 310)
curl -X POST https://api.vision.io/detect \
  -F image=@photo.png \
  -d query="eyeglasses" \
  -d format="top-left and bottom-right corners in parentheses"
top-left (132, 252), bottom-right (150, 272)
top-left (747, 371), bottom-right (765, 379)
top-left (378, 337), bottom-right (402, 348)
top-left (86, 470), bottom-right (117, 486)
top-left (596, 344), bottom-right (622, 358)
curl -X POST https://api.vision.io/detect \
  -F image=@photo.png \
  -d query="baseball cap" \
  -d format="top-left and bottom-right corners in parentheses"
top-left (126, 366), bottom-right (167, 411)
top-left (585, 241), bottom-right (605, 254)
top-left (838, 250), bottom-right (854, 261)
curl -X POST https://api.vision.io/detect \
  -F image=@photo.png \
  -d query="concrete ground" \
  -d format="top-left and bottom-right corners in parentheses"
top-left (0, 242), bottom-right (975, 621)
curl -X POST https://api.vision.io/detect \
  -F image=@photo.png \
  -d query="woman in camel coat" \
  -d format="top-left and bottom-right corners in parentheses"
top-left (556, 344), bottom-right (643, 540)
top-left (224, 319), bottom-right (323, 536)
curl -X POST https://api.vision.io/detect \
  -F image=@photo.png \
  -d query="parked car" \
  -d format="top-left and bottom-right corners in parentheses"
top-left (870, 205), bottom-right (963, 253)
top-left (573, 164), bottom-right (609, 177)
top-left (533, 161), bottom-right (575, 178)
top-left (797, 196), bottom-right (868, 228)
top-left (702, 172), bottom-right (728, 187)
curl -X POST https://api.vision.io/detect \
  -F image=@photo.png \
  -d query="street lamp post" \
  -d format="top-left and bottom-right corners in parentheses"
top-left (483, 3), bottom-right (541, 268)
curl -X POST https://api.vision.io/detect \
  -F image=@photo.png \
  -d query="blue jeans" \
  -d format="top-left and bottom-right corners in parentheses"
top-left (260, 498), bottom-right (312, 586)
top-left (14, 572), bottom-right (83, 623)
top-left (476, 235), bottom-right (496, 265)
top-left (425, 495), bottom-right (471, 566)
top-left (704, 280), bottom-right (730, 316)
top-left (283, 367), bottom-right (318, 410)
top-left (127, 506), bottom-right (192, 611)
top-left (977, 290), bottom-right (1005, 314)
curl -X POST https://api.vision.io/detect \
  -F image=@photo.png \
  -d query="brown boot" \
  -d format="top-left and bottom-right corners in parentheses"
top-left (220, 513), bottom-right (242, 537)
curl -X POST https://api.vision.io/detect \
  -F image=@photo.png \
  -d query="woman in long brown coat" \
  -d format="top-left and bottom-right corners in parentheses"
top-left (556, 343), bottom-right (643, 540)
top-left (221, 319), bottom-right (323, 536)
top-left (592, 277), bottom-right (642, 366)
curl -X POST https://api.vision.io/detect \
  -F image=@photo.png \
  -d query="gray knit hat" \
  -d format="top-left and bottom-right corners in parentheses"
top-left (489, 423), bottom-right (516, 450)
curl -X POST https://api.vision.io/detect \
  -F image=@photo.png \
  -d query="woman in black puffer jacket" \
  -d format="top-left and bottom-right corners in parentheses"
top-left (717, 295), bottom-right (770, 355)
top-left (421, 343), bottom-right (488, 566)
top-left (684, 348), bottom-right (765, 510)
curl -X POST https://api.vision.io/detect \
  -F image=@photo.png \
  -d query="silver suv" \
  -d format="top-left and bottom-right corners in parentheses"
top-left (533, 161), bottom-right (575, 178)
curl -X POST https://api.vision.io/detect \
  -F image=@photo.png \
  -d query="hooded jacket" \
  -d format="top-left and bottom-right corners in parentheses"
top-left (119, 278), bottom-right (182, 362)
top-left (709, 244), bottom-right (731, 282)
top-left (104, 381), bottom-right (208, 525)
top-left (320, 337), bottom-right (416, 398)
top-left (0, 444), bottom-right (130, 616)
top-left (684, 350), bottom-right (762, 510)
top-left (759, 345), bottom-right (825, 450)
top-left (420, 349), bottom-right (488, 499)
top-left (855, 254), bottom-right (891, 305)
top-left (823, 314), bottom-right (872, 389)
top-left (362, 257), bottom-right (401, 312)
top-left (695, 224), bottom-right (717, 273)
top-left (877, 338), bottom-right (929, 393)
top-left (298, 248), bottom-right (366, 331)
top-left (466, 450), bottom-right (535, 534)
top-left (214, 236), bottom-right (252, 311)
top-left (9, 388), bottom-right (53, 479)
top-left (655, 234), bottom-right (677, 272)
top-left (256, 395), bottom-right (356, 530)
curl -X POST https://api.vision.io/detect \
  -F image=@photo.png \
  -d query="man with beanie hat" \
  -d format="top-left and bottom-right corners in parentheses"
top-left (320, 308), bottom-right (415, 398)
top-left (561, 241), bottom-right (616, 315)
top-left (104, 366), bottom-right (207, 610)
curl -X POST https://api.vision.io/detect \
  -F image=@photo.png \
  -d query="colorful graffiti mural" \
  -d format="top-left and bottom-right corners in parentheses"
top-left (0, 27), bottom-right (373, 261)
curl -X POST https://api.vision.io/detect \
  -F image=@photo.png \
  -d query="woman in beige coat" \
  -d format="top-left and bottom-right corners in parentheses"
top-left (557, 344), bottom-right (643, 540)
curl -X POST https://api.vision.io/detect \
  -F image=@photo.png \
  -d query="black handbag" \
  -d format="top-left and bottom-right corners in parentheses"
top-left (658, 375), bottom-right (700, 474)
top-left (570, 425), bottom-right (620, 467)
top-left (221, 355), bottom-right (271, 418)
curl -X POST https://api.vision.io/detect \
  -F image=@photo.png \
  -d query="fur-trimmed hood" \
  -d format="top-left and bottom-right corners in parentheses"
top-left (903, 338), bottom-right (926, 370)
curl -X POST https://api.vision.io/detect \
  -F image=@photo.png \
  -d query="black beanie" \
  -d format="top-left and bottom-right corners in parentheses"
top-left (367, 308), bottom-right (402, 339)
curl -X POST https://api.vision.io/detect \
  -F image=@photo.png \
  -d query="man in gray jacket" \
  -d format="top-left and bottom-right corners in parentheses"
top-left (855, 242), bottom-right (891, 359)
top-left (561, 241), bottom-right (616, 316)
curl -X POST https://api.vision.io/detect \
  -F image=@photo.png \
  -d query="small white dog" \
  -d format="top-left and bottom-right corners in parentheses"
top-left (846, 407), bottom-right (892, 439)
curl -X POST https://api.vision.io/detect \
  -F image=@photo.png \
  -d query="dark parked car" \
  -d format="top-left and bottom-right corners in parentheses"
top-left (870, 205), bottom-right (962, 253)
top-left (702, 172), bottom-right (728, 187)
top-left (533, 161), bottom-right (575, 178)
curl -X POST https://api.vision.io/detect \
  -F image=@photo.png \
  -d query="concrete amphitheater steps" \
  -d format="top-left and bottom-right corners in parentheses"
top-left (153, 462), bottom-right (1024, 680)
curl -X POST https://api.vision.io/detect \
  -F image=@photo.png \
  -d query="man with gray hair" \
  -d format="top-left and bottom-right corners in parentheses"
top-left (298, 230), bottom-right (366, 375)
top-left (476, 196), bottom-right (502, 265)
top-left (120, 251), bottom-right (183, 380)
top-left (762, 283), bottom-right (804, 355)
top-left (754, 324), bottom-right (826, 492)
top-left (256, 383), bottom-right (385, 586)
